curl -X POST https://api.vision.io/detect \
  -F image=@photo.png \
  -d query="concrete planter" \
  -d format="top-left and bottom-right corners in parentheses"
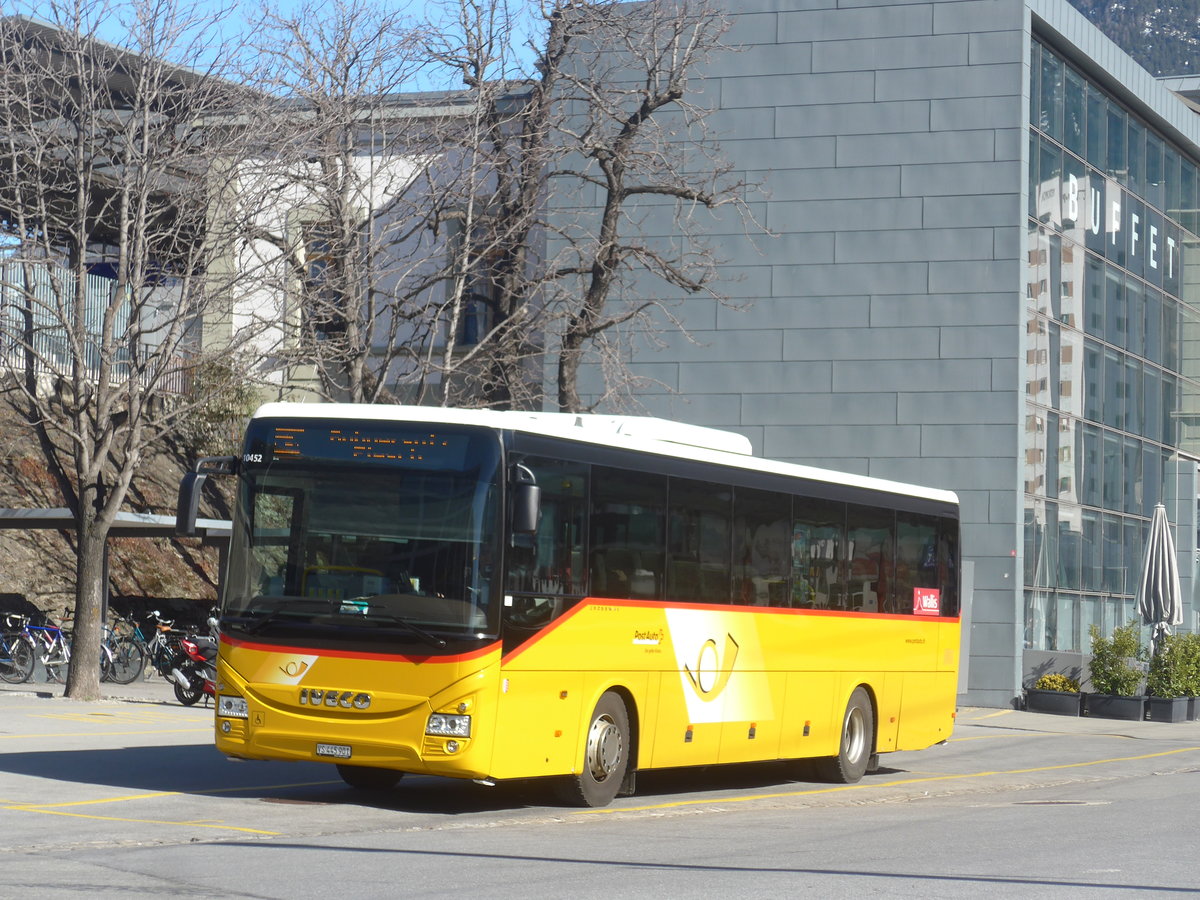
top-left (1024, 688), bottom-right (1082, 716)
top-left (1147, 696), bottom-right (1191, 723)
top-left (1085, 694), bottom-right (1146, 720)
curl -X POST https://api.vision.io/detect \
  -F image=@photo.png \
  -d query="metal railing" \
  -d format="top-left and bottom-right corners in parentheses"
top-left (0, 259), bottom-right (193, 395)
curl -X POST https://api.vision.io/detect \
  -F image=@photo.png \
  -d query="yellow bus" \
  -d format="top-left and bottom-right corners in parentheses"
top-left (178, 403), bottom-right (961, 807)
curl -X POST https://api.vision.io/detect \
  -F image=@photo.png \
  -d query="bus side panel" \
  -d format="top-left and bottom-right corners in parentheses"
top-left (718, 667), bottom-right (787, 764)
top-left (494, 601), bottom-right (665, 779)
top-left (874, 672), bottom-right (903, 753)
top-left (896, 670), bottom-right (957, 750)
top-left (939, 617), bottom-right (963, 672)
top-left (650, 687), bottom-right (722, 769)
top-left (637, 670), bottom-right (663, 769)
top-left (488, 671), bottom-right (583, 779)
top-left (653, 606), bottom-right (779, 769)
top-left (779, 670), bottom-right (838, 760)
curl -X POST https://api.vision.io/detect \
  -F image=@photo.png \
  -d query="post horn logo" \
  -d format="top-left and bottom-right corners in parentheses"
top-left (683, 633), bottom-right (739, 701)
top-left (280, 660), bottom-right (309, 678)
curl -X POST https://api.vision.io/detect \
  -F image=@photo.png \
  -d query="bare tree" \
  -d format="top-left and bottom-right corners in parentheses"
top-left (545, 0), bottom-right (747, 413)
top-left (0, 0), bottom-right (271, 699)
top-left (422, 0), bottom-right (752, 413)
top-left (242, 0), bottom-right (470, 404)
top-left (418, 0), bottom-right (566, 411)
top-left (242, 0), bottom-right (748, 414)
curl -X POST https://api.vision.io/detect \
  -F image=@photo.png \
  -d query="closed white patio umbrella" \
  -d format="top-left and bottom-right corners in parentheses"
top-left (1136, 503), bottom-right (1184, 656)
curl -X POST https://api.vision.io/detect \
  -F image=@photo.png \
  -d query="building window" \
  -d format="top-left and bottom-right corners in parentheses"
top-left (300, 223), bottom-right (347, 344)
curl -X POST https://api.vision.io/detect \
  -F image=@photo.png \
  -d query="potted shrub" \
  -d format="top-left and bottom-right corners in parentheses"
top-left (1086, 621), bottom-right (1146, 720)
top-left (1180, 633), bottom-right (1200, 721)
top-left (1025, 672), bottom-right (1082, 716)
top-left (1145, 632), bottom-right (1191, 722)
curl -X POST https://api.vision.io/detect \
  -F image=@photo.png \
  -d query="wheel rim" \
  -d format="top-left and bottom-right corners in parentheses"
top-left (586, 714), bottom-right (623, 783)
top-left (844, 705), bottom-right (867, 762)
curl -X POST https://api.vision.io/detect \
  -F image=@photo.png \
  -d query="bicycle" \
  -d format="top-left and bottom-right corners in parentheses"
top-left (102, 614), bottom-right (148, 685)
top-left (14, 609), bottom-right (113, 683)
top-left (0, 615), bottom-right (35, 683)
top-left (142, 611), bottom-right (187, 682)
top-left (20, 612), bottom-right (73, 682)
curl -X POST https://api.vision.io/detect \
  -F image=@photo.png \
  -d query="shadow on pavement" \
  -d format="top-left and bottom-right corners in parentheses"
top-left (0, 741), bottom-right (885, 814)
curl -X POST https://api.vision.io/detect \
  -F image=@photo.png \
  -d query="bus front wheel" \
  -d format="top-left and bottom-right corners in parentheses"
top-left (554, 692), bottom-right (630, 808)
top-left (336, 764), bottom-right (404, 791)
top-left (816, 686), bottom-right (874, 784)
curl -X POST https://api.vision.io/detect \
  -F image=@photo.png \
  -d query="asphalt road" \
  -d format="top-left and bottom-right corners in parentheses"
top-left (2, 680), bottom-right (1199, 898)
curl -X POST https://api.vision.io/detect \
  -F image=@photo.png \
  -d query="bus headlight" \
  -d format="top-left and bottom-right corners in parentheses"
top-left (218, 695), bottom-right (249, 719)
top-left (426, 713), bottom-right (471, 737)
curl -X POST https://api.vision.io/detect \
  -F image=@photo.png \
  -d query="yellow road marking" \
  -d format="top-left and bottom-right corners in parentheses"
top-left (9, 780), bottom-right (343, 811)
top-left (1, 779), bottom-right (341, 835)
top-left (1, 806), bottom-right (280, 835)
top-left (33, 713), bottom-right (192, 724)
top-left (0, 728), bottom-right (209, 740)
top-left (579, 745), bottom-right (1200, 814)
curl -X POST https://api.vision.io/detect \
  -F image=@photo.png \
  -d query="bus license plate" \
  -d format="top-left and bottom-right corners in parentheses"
top-left (316, 743), bottom-right (352, 759)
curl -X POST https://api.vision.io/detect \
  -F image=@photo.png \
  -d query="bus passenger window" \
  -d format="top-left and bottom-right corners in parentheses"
top-left (590, 468), bottom-right (666, 600)
top-left (846, 505), bottom-right (895, 613)
top-left (667, 478), bottom-right (731, 603)
top-left (792, 499), bottom-right (845, 609)
top-left (895, 512), bottom-right (939, 614)
top-left (938, 516), bottom-right (960, 616)
top-left (733, 487), bottom-right (790, 606)
top-left (505, 458), bottom-right (588, 597)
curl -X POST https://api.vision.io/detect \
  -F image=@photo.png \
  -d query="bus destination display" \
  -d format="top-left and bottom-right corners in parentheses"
top-left (242, 420), bottom-right (475, 469)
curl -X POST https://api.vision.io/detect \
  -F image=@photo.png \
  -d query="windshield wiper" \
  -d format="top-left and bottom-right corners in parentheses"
top-left (346, 604), bottom-right (447, 648)
top-left (242, 606), bottom-right (291, 634)
top-left (237, 598), bottom-right (324, 634)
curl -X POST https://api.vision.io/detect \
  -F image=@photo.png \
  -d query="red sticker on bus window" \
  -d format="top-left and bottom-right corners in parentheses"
top-left (913, 588), bottom-right (941, 616)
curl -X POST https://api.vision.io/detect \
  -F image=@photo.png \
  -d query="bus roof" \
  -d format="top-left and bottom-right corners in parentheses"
top-left (250, 402), bottom-right (959, 508)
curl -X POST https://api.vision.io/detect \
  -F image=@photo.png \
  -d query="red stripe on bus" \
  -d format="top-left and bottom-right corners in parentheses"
top-left (499, 597), bottom-right (958, 663)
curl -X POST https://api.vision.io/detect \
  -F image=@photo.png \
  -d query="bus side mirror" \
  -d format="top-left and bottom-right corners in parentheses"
top-left (176, 470), bottom-right (207, 536)
top-left (176, 456), bottom-right (238, 536)
top-left (510, 464), bottom-right (541, 536)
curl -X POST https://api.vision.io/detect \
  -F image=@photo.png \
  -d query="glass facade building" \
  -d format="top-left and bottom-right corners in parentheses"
top-left (1024, 38), bottom-right (1200, 653)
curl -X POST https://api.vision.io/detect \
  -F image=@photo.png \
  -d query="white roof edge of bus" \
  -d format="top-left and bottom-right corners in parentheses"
top-left (250, 402), bottom-right (959, 507)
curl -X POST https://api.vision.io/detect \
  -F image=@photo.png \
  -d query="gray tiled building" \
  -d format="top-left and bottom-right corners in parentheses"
top-left (556, 0), bottom-right (1200, 707)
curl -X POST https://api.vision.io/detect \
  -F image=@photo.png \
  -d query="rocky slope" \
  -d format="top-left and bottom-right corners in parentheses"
top-left (0, 407), bottom-right (224, 625)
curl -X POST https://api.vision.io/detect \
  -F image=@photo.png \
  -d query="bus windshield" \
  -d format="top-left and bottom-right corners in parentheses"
top-left (222, 419), bottom-right (502, 645)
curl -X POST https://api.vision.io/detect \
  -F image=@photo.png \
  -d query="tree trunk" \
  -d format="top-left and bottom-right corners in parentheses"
top-left (557, 328), bottom-right (585, 413)
top-left (64, 524), bottom-right (106, 701)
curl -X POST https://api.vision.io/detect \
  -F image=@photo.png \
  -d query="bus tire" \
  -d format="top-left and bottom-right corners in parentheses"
top-left (816, 686), bottom-right (874, 784)
top-left (336, 764), bottom-right (404, 791)
top-left (554, 691), bottom-right (630, 808)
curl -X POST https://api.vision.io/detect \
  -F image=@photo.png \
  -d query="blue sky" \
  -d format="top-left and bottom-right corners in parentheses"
top-left (16, 0), bottom-right (542, 92)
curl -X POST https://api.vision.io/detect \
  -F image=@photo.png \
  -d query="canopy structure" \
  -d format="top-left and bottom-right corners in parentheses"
top-left (0, 507), bottom-right (231, 618)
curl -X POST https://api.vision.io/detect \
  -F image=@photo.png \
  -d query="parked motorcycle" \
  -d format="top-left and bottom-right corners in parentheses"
top-left (172, 615), bottom-right (218, 707)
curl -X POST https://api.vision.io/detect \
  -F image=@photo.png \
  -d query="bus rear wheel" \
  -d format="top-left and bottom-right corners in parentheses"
top-left (336, 764), bottom-right (404, 791)
top-left (816, 686), bottom-right (874, 784)
top-left (554, 692), bottom-right (630, 808)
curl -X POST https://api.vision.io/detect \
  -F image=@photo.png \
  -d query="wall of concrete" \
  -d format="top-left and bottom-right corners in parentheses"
top-left (551, 0), bottom-right (1031, 706)
top-left (550, 0), bottom-right (1200, 706)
